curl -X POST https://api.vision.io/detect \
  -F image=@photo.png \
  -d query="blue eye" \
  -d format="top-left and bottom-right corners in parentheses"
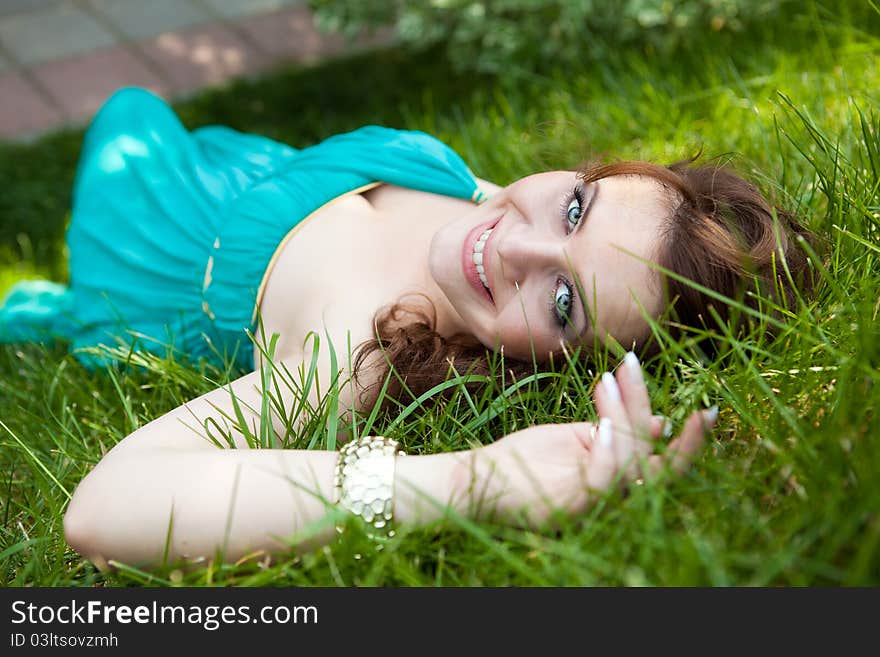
top-left (563, 185), bottom-right (586, 232)
top-left (566, 198), bottom-right (581, 229)
top-left (552, 279), bottom-right (573, 327)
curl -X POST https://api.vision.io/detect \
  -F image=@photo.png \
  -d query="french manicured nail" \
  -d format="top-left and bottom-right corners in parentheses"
top-left (703, 406), bottom-right (719, 425)
top-left (601, 372), bottom-right (621, 403)
top-left (624, 351), bottom-right (643, 384)
top-left (598, 417), bottom-right (613, 446)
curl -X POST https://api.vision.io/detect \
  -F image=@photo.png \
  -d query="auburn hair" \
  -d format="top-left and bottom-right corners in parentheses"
top-left (353, 156), bottom-right (816, 412)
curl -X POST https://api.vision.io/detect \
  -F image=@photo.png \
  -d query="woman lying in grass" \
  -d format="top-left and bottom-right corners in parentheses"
top-left (0, 87), bottom-right (813, 569)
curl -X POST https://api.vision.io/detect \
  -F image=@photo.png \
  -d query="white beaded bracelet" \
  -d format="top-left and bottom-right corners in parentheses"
top-left (334, 436), bottom-right (405, 542)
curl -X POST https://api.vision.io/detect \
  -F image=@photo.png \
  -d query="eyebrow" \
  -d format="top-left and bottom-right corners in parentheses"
top-left (569, 182), bottom-right (599, 339)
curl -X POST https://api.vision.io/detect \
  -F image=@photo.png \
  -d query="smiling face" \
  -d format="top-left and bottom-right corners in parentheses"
top-left (428, 171), bottom-right (673, 360)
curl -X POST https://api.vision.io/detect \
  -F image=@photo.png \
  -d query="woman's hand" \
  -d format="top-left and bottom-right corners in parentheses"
top-left (466, 352), bottom-right (716, 528)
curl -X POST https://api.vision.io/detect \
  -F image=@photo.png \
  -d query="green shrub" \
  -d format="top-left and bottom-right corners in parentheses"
top-left (309, 0), bottom-right (790, 74)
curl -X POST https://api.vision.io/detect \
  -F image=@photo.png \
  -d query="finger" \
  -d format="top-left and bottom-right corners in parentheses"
top-left (617, 352), bottom-right (654, 455)
top-left (595, 371), bottom-right (639, 481)
top-left (586, 417), bottom-right (617, 492)
top-left (570, 422), bottom-right (598, 451)
top-left (648, 407), bottom-right (717, 477)
top-left (665, 417), bottom-right (704, 474)
top-left (649, 415), bottom-right (674, 440)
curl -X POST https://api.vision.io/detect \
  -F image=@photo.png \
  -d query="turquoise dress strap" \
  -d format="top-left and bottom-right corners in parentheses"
top-left (0, 87), bottom-right (487, 370)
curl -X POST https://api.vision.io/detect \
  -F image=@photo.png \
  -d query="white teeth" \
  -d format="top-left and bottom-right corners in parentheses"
top-left (473, 228), bottom-right (493, 294)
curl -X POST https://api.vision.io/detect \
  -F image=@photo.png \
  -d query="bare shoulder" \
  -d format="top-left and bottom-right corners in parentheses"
top-left (360, 183), bottom-right (455, 204)
top-left (362, 180), bottom-right (502, 211)
top-left (475, 177), bottom-right (503, 195)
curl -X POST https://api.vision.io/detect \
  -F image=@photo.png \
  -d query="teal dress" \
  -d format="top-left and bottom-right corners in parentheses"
top-left (0, 87), bottom-right (487, 370)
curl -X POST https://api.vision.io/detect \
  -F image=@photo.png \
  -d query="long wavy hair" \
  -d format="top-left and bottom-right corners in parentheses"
top-left (353, 157), bottom-right (816, 412)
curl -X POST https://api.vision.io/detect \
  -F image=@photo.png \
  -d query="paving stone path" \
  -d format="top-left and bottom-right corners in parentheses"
top-left (0, 0), bottom-right (383, 140)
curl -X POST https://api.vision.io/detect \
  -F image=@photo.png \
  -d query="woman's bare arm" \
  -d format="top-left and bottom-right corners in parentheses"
top-left (63, 352), bottom-right (712, 569)
top-left (63, 437), bottom-right (468, 568)
top-left (62, 359), bottom-right (465, 568)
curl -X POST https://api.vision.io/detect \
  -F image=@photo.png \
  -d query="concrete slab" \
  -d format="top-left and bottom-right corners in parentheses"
top-left (139, 22), bottom-right (266, 95)
top-left (0, 2), bottom-right (117, 66)
top-left (0, 0), bottom-right (60, 17)
top-left (87, 0), bottom-right (210, 41)
top-left (200, 0), bottom-right (302, 19)
top-left (0, 71), bottom-right (63, 139)
top-left (32, 45), bottom-right (168, 124)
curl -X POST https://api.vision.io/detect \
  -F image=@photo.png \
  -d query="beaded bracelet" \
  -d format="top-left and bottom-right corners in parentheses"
top-left (334, 436), bottom-right (405, 542)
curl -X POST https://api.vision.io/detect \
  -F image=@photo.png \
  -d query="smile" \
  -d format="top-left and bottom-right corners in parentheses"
top-left (462, 219), bottom-right (498, 305)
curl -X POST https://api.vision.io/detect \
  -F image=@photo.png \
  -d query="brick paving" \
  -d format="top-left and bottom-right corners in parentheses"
top-left (0, 0), bottom-right (383, 141)
top-left (31, 45), bottom-right (169, 122)
top-left (140, 21), bottom-right (266, 94)
top-left (0, 70), bottom-right (63, 136)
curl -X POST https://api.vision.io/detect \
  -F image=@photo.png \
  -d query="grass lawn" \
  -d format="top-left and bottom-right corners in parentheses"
top-left (1, 0), bottom-right (878, 586)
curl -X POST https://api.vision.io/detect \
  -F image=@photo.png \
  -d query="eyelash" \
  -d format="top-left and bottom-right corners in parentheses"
top-left (559, 183), bottom-right (586, 233)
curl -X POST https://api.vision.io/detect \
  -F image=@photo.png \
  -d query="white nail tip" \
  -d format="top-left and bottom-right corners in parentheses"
top-left (704, 406), bottom-right (719, 424)
top-left (624, 350), bottom-right (644, 384)
top-left (601, 372), bottom-right (621, 402)
top-left (598, 417), bottom-right (613, 446)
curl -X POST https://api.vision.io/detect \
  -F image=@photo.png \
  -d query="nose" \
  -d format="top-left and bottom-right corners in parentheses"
top-left (496, 228), bottom-right (563, 285)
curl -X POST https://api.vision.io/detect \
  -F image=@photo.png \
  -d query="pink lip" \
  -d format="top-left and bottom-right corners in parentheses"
top-left (462, 216), bottom-right (500, 305)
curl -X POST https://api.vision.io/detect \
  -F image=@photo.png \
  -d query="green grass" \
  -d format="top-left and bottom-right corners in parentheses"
top-left (1, 0), bottom-right (879, 586)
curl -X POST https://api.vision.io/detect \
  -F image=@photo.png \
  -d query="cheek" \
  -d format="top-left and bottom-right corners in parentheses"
top-left (593, 270), bottom-right (662, 345)
top-left (491, 306), bottom-right (560, 360)
top-left (430, 226), bottom-right (466, 288)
